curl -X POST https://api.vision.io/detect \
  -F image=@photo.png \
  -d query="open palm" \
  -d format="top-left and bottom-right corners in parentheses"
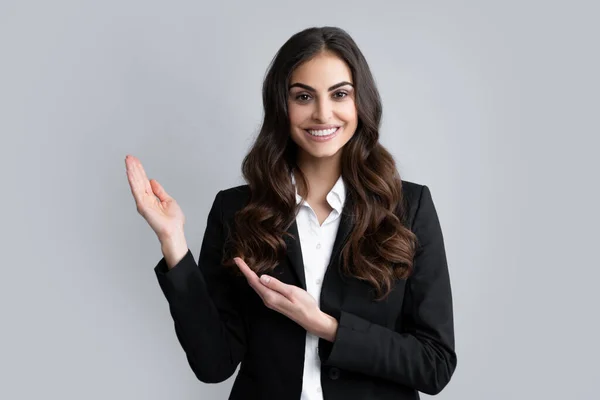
top-left (125, 154), bottom-right (185, 240)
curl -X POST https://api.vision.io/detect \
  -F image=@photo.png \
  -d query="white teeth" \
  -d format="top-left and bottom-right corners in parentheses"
top-left (307, 128), bottom-right (338, 136)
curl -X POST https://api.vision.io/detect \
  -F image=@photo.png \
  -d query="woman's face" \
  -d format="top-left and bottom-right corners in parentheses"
top-left (287, 51), bottom-right (358, 161)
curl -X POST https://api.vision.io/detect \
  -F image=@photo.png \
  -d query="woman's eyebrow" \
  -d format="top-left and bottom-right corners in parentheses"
top-left (288, 81), bottom-right (354, 92)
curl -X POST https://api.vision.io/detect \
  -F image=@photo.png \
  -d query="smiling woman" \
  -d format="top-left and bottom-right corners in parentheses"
top-left (126, 26), bottom-right (457, 400)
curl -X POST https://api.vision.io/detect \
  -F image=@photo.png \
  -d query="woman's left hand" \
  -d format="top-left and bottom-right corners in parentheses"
top-left (233, 257), bottom-right (338, 342)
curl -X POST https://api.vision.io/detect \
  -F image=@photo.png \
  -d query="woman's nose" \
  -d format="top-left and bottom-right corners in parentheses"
top-left (312, 98), bottom-right (333, 122)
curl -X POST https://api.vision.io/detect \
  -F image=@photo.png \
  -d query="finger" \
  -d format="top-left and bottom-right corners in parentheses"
top-left (252, 279), bottom-right (287, 310)
top-left (126, 155), bottom-right (153, 203)
top-left (150, 179), bottom-right (171, 202)
top-left (233, 257), bottom-right (267, 295)
top-left (233, 258), bottom-right (284, 305)
top-left (126, 155), bottom-right (146, 202)
top-left (125, 157), bottom-right (144, 206)
top-left (260, 275), bottom-right (293, 299)
top-left (132, 156), bottom-right (153, 196)
top-left (233, 257), bottom-right (257, 282)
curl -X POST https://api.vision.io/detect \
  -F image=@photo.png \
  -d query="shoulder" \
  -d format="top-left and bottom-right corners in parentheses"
top-left (401, 179), bottom-right (424, 199)
top-left (400, 179), bottom-right (431, 229)
top-left (219, 184), bottom-right (251, 200)
top-left (214, 184), bottom-right (251, 219)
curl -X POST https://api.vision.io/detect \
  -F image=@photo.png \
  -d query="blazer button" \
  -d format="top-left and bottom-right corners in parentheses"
top-left (328, 367), bottom-right (340, 380)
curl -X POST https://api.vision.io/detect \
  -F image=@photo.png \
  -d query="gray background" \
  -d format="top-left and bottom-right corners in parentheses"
top-left (1, 0), bottom-right (598, 399)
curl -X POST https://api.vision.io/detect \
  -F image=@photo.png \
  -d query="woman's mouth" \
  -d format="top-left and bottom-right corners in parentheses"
top-left (304, 127), bottom-right (341, 142)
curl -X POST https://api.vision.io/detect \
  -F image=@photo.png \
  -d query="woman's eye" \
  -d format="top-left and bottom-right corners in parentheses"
top-left (296, 94), bottom-right (311, 102)
top-left (294, 91), bottom-right (348, 102)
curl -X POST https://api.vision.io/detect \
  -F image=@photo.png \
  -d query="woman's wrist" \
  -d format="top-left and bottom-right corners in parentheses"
top-left (160, 231), bottom-right (188, 269)
top-left (314, 311), bottom-right (339, 342)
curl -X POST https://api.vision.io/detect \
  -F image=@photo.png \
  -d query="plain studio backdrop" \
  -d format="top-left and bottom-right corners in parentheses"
top-left (1, 0), bottom-right (598, 399)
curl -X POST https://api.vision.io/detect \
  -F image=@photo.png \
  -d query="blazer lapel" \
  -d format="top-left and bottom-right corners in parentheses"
top-left (284, 195), bottom-right (354, 290)
top-left (284, 220), bottom-right (306, 290)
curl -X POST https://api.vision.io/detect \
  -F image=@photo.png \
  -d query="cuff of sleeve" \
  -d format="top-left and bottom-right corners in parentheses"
top-left (153, 249), bottom-right (201, 293)
top-left (154, 248), bottom-right (194, 274)
top-left (319, 311), bottom-right (372, 367)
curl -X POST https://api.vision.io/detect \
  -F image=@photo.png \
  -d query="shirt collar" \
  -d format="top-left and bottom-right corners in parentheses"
top-left (290, 171), bottom-right (346, 215)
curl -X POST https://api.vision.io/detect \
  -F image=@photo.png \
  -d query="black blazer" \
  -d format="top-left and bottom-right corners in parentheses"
top-left (154, 180), bottom-right (457, 399)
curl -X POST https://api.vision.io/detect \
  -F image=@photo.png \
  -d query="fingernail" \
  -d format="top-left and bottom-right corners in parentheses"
top-left (260, 275), bottom-right (271, 284)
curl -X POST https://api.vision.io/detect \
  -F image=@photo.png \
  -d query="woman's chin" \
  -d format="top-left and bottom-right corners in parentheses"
top-left (299, 144), bottom-right (344, 160)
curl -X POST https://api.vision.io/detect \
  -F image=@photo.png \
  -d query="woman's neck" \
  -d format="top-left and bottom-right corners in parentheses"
top-left (294, 153), bottom-right (342, 204)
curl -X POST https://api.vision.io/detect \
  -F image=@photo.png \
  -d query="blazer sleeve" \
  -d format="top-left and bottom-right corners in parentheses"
top-left (321, 185), bottom-right (457, 395)
top-left (153, 190), bottom-right (246, 383)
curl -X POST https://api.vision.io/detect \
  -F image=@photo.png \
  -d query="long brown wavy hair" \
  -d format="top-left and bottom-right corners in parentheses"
top-left (222, 26), bottom-right (418, 301)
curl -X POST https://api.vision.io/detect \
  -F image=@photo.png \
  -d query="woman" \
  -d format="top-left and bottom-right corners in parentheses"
top-left (125, 26), bottom-right (456, 399)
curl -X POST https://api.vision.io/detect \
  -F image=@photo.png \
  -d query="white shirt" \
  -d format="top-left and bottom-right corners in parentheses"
top-left (291, 172), bottom-right (346, 400)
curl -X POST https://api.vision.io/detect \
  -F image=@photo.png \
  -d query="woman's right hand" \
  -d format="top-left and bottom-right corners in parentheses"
top-left (125, 154), bottom-right (186, 242)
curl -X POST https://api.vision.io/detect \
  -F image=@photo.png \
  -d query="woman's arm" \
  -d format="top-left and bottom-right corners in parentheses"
top-left (319, 185), bottom-right (457, 395)
top-left (154, 190), bottom-right (247, 383)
